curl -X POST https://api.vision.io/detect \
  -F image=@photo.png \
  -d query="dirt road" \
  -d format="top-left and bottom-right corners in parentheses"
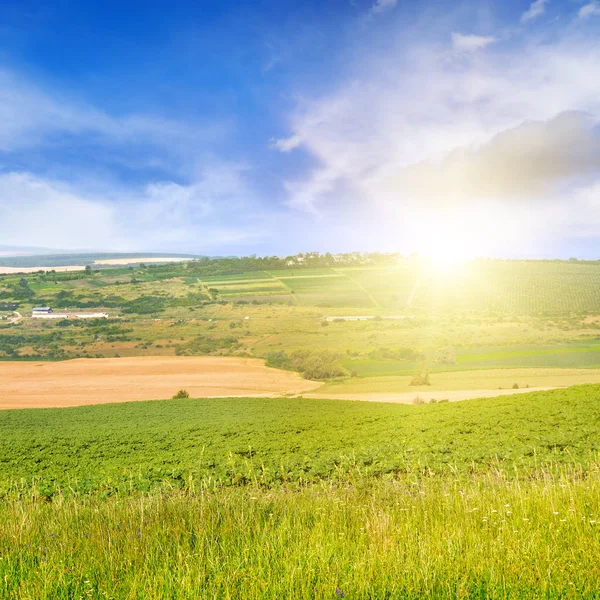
top-left (303, 386), bottom-right (561, 404)
top-left (7, 311), bottom-right (22, 324)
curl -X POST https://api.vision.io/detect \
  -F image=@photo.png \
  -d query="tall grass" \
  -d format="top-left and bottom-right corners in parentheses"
top-left (1, 465), bottom-right (600, 599)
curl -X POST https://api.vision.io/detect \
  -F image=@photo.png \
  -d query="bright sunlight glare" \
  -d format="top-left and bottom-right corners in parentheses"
top-left (413, 209), bottom-right (503, 274)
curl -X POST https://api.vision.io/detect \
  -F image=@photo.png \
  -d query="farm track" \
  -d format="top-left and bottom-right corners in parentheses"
top-left (7, 311), bottom-right (22, 324)
top-left (303, 386), bottom-right (561, 404)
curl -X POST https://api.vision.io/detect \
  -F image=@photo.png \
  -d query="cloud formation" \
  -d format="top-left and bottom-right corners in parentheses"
top-left (0, 69), bottom-right (229, 177)
top-left (370, 0), bottom-right (398, 15)
top-left (3, 0), bottom-right (600, 257)
top-left (579, 2), bottom-right (600, 19)
top-left (452, 33), bottom-right (497, 52)
top-left (0, 70), bottom-right (264, 253)
top-left (376, 111), bottom-right (600, 203)
top-left (0, 164), bottom-right (265, 253)
top-left (521, 0), bottom-right (548, 22)
top-left (276, 22), bottom-right (600, 216)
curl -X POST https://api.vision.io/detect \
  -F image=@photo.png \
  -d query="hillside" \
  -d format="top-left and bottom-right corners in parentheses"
top-left (1, 385), bottom-right (599, 496)
top-left (2, 387), bottom-right (600, 598)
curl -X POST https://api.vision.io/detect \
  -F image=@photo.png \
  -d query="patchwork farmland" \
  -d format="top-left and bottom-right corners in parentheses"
top-left (3, 254), bottom-right (600, 597)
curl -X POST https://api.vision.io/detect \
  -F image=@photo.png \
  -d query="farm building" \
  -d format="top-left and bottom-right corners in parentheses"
top-left (31, 308), bottom-right (109, 320)
top-left (32, 310), bottom-right (68, 319)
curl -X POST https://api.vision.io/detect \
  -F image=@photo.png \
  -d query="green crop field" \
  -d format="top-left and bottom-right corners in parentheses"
top-left (2, 386), bottom-right (600, 598)
top-left (2, 255), bottom-right (600, 365)
top-left (3, 254), bottom-right (600, 597)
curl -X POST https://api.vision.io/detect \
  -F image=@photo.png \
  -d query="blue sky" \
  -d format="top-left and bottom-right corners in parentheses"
top-left (1, 0), bottom-right (600, 258)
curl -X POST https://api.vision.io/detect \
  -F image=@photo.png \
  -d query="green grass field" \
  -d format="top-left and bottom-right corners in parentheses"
top-left (4, 255), bottom-right (600, 595)
top-left (2, 386), bottom-right (600, 597)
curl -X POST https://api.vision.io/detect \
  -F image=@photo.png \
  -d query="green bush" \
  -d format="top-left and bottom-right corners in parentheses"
top-left (266, 349), bottom-right (346, 380)
top-left (410, 372), bottom-right (431, 386)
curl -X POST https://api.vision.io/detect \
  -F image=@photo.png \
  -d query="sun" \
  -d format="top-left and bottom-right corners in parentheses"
top-left (413, 210), bottom-right (490, 274)
top-left (424, 231), bottom-right (474, 273)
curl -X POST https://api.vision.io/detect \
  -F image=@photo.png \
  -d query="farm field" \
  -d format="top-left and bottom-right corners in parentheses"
top-left (93, 257), bottom-right (193, 265)
top-left (0, 356), bottom-right (319, 409)
top-left (7, 1), bottom-right (600, 596)
top-left (2, 386), bottom-right (600, 598)
top-left (311, 367), bottom-right (600, 397)
top-left (5, 384), bottom-right (599, 490)
top-left (0, 265), bottom-right (87, 274)
top-left (3, 255), bottom-right (600, 400)
top-left (3, 255), bottom-right (600, 597)
top-left (4, 356), bottom-right (600, 408)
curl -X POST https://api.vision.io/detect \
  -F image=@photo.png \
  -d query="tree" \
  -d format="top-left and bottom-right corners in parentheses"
top-left (410, 362), bottom-right (431, 386)
top-left (434, 346), bottom-right (456, 365)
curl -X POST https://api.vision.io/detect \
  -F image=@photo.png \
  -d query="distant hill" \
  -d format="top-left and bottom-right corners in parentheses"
top-left (0, 252), bottom-right (204, 268)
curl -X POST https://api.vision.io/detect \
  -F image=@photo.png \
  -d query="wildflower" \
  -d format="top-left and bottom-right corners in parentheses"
top-left (335, 588), bottom-right (345, 597)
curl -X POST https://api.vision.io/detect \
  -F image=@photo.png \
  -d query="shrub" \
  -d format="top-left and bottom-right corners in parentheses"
top-left (433, 345), bottom-right (457, 365)
top-left (266, 349), bottom-right (346, 380)
top-left (369, 346), bottom-right (425, 362)
top-left (410, 372), bottom-right (431, 386)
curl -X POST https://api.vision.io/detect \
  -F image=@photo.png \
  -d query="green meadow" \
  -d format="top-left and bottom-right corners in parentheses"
top-left (3, 256), bottom-right (600, 596)
top-left (2, 386), bottom-right (600, 597)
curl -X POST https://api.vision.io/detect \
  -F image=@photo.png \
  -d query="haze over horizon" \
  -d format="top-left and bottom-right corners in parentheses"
top-left (2, 0), bottom-right (600, 259)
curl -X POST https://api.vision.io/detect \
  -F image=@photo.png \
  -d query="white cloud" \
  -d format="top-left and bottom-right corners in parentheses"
top-left (452, 33), bottom-right (497, 52)
top-left (370, 0), bottom-right (398, 15)
top-left (0, 70), bottom-right (228, 160)
top-left (0, 68), bottom-right (264, 252)
top-left (0, 165), bottom-right (265, 253)
top-left (579, 2), bottom-right (600, 18)
top-left (0, 173), bottom-right (122, 250)
top-left (270, 134), bottom-right (303, 152)
top-left (275, 24), bottom-right (600, 234)
top-left (375, 111), bottom-right (600, 203)
top-left (521, 0), bottom-right (548, 22)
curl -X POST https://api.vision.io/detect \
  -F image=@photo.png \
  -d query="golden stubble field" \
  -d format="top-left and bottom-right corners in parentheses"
top-left (0, 356), bottom-right (320, 409)
top-left (3, 356), bottom-right (599, 410)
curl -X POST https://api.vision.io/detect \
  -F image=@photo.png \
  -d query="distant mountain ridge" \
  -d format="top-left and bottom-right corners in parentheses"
top-left (0, 252), bottom-right (204, 268)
